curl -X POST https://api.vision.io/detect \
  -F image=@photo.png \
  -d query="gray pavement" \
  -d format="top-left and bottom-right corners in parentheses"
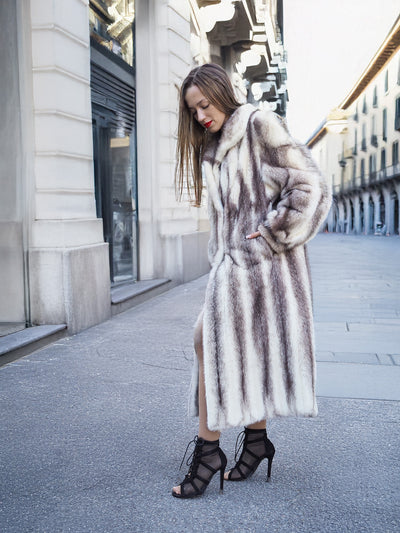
top-left (1, 234), bottom-right (399, 533)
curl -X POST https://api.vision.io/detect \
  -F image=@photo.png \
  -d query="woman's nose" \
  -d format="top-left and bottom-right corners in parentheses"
top-left (196, 108), bottom-right (205, 121)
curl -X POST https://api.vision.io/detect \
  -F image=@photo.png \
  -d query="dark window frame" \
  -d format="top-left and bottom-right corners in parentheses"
top-left (382, 108), bottom-right (387, 141)
top-left (354, 103), bottom-right (359, 122)
top-left (353, 128), bottom-right (357, 155)
top-left (380, 148), bottom-right (386, 170)
top-left (393, 141), bottom-right (399, 166)
top-left (372, 85), bottom-right (378, 107)
top-left (371, 115), bottom-right (378, 146)
top-left (395, 97), bottom-right (400, 131)
top-left (362, 94), bottom-right (367, 114)
top-left (369, 153), bottom-right (376, 181)
top-left (361, 123), bottom-right (367, 151)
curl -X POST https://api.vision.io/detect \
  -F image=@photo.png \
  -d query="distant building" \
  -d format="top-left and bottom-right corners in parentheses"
top-left (0, 0), bottom-right (287, 342)
top-left (308, 16), bottom-right (400, 235)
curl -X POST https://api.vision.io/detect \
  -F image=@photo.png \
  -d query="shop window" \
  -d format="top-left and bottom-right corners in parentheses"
top-left (89, 0), bottom-right (135, 66)
top-left (382, 108), bottom-right (387, 141)
top-left (90, 1), bottom-right (138, 284)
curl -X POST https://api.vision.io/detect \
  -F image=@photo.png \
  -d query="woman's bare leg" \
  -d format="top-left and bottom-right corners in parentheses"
top-left (194, 318), bottom-right (221, 442)
top-left (172, 315), bottom-right (220, 495)
top-left (246, 420), bottom-right (266, 430)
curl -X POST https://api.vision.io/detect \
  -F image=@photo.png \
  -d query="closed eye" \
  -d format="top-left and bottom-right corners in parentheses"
top-left (191, 104), bottom-right (210, 116)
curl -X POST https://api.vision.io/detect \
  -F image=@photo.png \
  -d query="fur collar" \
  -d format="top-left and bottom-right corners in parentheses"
top-left (202, 104), bottom-right (258, 214)
top-left (204, 104), bottom-right (257, 164)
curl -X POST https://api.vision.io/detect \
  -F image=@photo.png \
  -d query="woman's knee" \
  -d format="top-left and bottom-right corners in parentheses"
top-left (193, 322), bottom-right (204, 361)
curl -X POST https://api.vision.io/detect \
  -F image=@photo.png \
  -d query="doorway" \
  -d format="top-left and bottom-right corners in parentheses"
top-left (92, 113), bottom-right (138, 283)
top-left (90, 41), bottom-right (138, 284)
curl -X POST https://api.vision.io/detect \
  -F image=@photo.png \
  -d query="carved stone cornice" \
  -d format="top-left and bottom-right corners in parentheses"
top-left (197, 0), bottom-right (221, 8)
top-left (206, 1), bottom-right (252, 47)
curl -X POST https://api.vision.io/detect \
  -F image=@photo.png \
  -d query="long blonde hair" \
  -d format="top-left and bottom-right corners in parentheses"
top-left (175, 64), bottom-right (241, 206)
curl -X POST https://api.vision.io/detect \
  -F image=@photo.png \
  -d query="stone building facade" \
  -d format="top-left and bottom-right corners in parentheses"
top-left (0, 0), bottom-right (287, 341)
top-left (308, 16), bottom-right (400, 236)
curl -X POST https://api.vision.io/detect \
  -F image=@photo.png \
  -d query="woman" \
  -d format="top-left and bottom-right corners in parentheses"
top-left (172, 63), bottom-right (331, 499)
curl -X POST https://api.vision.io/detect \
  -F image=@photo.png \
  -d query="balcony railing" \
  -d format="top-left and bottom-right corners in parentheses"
top-left (371, 134), bottom-right (378, 147)
top-left (332, 163), bottom-right (400, 195)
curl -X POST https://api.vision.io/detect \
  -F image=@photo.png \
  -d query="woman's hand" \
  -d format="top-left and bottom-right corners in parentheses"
top-left (246, 231), bottom-right (261, 239)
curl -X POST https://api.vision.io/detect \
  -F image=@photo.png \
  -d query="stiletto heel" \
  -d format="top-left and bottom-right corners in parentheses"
top-left (267, 452), bottom-right (274, 481)
top-left (219, 465), bottom-right (225, 493)
top-left (226, 427), bottom-right (275, 482)
top-left (172, 436), bottom-right (227, 499)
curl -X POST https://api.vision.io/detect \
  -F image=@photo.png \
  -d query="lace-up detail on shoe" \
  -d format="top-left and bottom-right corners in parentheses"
top-left (227, 428), bottom-right (275, 481)
top-left (172, 436), bottom-right (227, 499)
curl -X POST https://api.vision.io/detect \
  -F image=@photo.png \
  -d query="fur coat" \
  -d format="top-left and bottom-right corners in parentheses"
top-left (189, 104), bottom-right (332, 431)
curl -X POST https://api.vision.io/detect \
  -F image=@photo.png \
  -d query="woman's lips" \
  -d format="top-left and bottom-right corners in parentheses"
top-left (204, 121), bottom-right (212, 129)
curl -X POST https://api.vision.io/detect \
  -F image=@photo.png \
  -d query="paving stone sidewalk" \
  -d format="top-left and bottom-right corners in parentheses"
top-left (0, 233), bottom-right (399, 533)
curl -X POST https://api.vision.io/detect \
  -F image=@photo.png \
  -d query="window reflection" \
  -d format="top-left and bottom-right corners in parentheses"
top-left (110, 134), bottom-right (137, 282)
top-left (89, 0), bottom-right (135, 66)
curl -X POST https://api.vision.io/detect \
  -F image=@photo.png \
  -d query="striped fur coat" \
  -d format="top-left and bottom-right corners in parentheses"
top-left (189, 104), bottom-right (332, 431)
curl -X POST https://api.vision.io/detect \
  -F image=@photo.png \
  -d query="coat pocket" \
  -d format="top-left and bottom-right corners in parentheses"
top-left (228, 235), bottom-right (274, 268)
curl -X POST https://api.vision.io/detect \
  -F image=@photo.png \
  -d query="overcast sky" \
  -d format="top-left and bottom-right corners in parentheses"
top-left (283, 0), bottom-right (400, 142)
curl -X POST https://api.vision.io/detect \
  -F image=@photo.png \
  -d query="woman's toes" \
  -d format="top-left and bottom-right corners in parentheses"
top-left (223, 470), bottom-right (231, 480)
top-left (172, 485), bottom-right (181, 495)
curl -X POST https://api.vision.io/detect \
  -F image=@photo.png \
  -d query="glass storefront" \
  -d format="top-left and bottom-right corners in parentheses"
top-left (89, 0), bottom-right (137, 284)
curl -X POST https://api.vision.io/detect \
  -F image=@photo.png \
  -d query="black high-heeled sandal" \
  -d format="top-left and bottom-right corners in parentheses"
top-left (172, 436), bottom-right (227, 499)
top-left (226, 427), bottom-right (275, 482)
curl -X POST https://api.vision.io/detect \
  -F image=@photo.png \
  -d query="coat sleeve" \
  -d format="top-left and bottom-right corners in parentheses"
top-left (252, 110), bottom-right (332, 254)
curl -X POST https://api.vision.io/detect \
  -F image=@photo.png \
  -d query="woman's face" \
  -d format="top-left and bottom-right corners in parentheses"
top-left (185, 84), bottom-right (227, 133)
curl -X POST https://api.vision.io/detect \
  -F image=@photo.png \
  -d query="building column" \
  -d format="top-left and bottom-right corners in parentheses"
top-left (337, 199), bottom-right (345, 233)
top-left (136, 0), bottom-right (210, 283)
top-left (352, 195), bottom-right (361, 234)
top-left (371, 190), bottom-right (382, 233)
top-left (325, 201), bottom-right (334, 232)
top-left (28, 0), bottom-right (111, 333)
top-left (344, 197), bottom-right (352, 234)
top-left (382, 187), bottom-right (394, 235)
top-left (361, 191), bottom-right (371, 234)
